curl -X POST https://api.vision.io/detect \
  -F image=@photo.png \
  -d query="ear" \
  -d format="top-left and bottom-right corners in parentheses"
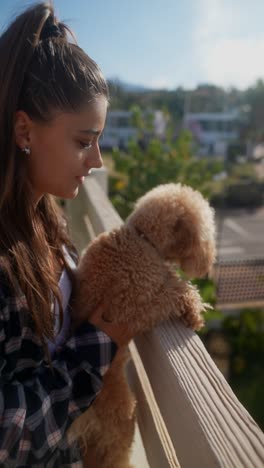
top-left (14, 111), bottom-right (32, 150)
top-left (173, 217), bottom-right (196, 256)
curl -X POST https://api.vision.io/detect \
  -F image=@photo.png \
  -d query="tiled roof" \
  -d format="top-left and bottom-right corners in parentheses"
top-left (212, 258), bottom-right (264, 309)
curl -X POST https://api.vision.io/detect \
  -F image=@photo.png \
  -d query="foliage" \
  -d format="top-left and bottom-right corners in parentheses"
top-left (108, 79), bottom-right (185, 123)
top-left (243, 79), bottom-right (264, 141)
top-left (210, 160), bottom-right (264, 209)
top-left (211, 179), bottom-right (264, 209)
top-left (108, 78), bottom-right (264, 145)
top-left (109, 108), bottom-right (223, 219)
top-left (227, 162), bottom-right (256, 180)
top-left (222, 309), bottom-right (264, 430)
top-left (223, 309), bottom-right (264, 357)
top-left (193, 278), bottom-right (224, 336)
top-left (226, 141), bottom-right (247, 165)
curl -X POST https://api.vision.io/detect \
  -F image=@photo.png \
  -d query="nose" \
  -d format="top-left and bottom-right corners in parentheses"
top-left (85, 142), bottom-right (103, 169)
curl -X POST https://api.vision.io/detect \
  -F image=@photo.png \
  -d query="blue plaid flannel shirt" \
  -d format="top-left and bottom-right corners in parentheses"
top-left (0, 269), bottom-right (117, 467)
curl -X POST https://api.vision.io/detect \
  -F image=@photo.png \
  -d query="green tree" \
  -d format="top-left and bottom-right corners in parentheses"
top-left (243, 79), bottom-right (264, 140)
top-left (222, 309), bottom-right (264, 430)
top-left (109, 107), bottom-right (223, 219)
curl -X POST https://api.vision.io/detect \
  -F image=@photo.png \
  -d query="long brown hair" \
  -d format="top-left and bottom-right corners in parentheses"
top-left (0, 2), bottom-right (109, 343)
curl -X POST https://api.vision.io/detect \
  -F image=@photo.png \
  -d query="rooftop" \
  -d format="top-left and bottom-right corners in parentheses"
top-left (214, 207), bottom-right (264, 308)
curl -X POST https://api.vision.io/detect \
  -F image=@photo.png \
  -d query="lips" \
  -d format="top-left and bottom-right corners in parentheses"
top-left (76, 176), bottom-right (85, 184)
top-left (76, 169), bottom-right (92, 184)
top-left (76, 169), bottom-right (92, 178)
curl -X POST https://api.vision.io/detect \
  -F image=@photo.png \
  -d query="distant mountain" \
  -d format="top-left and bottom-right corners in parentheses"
top-left (107, 77), bottom-right (150, 93)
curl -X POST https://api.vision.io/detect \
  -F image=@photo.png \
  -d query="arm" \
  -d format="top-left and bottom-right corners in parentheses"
top-left (0, 292), bottom-right (117, 466)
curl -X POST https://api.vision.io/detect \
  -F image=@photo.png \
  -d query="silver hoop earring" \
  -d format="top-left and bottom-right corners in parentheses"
top-left (22, 147), bottom-right (30, 155)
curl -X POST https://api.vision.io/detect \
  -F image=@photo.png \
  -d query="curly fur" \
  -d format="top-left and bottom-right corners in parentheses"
top-left (68, 183), bottom-right (216, 467)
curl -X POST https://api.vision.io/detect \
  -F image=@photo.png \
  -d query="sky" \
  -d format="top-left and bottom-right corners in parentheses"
top-left (0, 0), bottom-right (263, 91)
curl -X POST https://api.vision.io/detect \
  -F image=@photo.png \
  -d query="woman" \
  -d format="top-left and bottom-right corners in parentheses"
top-left (0, 2), bottom-right (132, 466)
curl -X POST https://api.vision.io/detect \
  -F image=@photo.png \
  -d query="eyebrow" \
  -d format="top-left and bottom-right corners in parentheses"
top-left (79, 129), bottom-right (101, 136)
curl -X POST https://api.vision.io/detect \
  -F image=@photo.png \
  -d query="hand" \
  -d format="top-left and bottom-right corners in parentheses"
top-left (80, 302), bottom-right (134, 348)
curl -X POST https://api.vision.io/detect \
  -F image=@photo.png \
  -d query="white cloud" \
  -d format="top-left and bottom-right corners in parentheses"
top-left (193, 0), bottom-right (264, 89)
top-left (195, 0), bottom-right (232, 42)
top-left (201, 37), bottom-right (264, 89)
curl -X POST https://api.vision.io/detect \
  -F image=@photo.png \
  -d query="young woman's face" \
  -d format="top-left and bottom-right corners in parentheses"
top-left (24, 95), bottom-right (107, 202)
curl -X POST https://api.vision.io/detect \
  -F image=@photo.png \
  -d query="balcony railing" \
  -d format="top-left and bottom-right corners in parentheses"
top-left (65, 173), bottom-right (264, 468)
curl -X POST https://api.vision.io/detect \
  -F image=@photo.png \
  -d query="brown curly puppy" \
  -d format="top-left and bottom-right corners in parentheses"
top-left (68, 183), bottom-right (216, 468)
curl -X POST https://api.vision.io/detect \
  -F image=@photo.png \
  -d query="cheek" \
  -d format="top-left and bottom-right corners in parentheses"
top-left (32, 129), bottom-right (69, 165)
top-left (27, 148), bottom-right (69, 191)
top-left (29, 130), bottom-right (82, 189)
top-left (33, 142), bottom-right (76, 174)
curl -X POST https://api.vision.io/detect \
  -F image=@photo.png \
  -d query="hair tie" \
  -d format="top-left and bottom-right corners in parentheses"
top-left (40, 19), bottom-right (64, 41)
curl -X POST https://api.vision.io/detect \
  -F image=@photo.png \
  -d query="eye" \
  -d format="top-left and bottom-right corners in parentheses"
top-left (79, 141), bottom-right (93, 150)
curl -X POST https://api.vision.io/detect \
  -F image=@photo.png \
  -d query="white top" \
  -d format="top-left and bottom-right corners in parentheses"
top-left (48, 246), bottom-right (77, 356)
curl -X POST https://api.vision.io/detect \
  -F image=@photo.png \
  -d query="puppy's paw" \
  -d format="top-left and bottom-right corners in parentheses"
top-left (179, 286), bottom-right (207, 331)
top-left (180, 309), bottom-right (204, 331)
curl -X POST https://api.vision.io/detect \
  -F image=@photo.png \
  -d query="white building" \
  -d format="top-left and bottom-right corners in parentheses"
top-left (184, 110), bottom-right (240, 157)
top-left (101, 110), bottom-right (167, 149)
top-left (253, 143), bottom-right (264, 161)
top-left (101, 111), bottom-right (138, 149)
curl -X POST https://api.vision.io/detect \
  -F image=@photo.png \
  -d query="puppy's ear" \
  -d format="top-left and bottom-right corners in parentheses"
top-left (174, 217), bottom-right (215, 278)
top-left (180, 250), bottom-right (213, 278)
top-left (173, 217), bottom-right (196, 257)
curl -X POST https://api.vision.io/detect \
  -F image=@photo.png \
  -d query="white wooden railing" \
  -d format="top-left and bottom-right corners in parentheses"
top-left (65, 172), bottom-right (264, 468)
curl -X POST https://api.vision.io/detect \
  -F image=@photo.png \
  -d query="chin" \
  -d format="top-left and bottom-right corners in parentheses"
top-left (67, 187), bottom-right (79, 199)
top-left (53, 187), bottom-right (79, 200)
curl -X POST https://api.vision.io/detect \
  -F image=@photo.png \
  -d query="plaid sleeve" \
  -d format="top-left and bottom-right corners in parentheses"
top-left (0, 291), bottom-right (117, 466)
top-left (53, 321), bottom-right (117, 418)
